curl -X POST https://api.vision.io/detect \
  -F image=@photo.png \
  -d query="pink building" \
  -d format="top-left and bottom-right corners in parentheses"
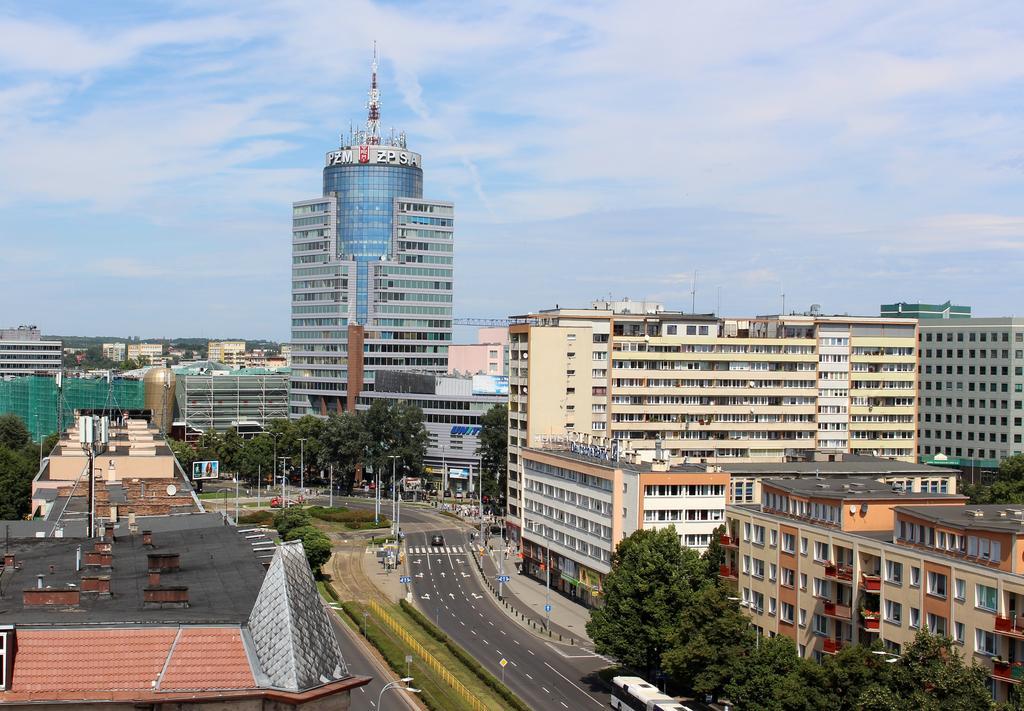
top-left (448, 327), bottom-right (508, 376)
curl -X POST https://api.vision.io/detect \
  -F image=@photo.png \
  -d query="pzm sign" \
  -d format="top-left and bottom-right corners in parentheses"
top-left (326, 146), bottom-right (421, 168)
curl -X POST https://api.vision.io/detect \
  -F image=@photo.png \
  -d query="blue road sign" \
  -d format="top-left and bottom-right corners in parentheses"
top-left (399, 576), bottom-right (411, 584)
top-left (544, 604), bottom-right (553, 612)
top-left (497, 575), bottom-right (510, 583)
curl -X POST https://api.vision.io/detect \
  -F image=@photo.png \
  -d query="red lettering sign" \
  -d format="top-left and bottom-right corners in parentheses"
top-left (359, 146), bottom-right (369, 163)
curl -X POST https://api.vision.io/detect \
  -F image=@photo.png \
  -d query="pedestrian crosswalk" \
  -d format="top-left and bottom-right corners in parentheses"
top-left (409, 545), bottom-right (466, 554)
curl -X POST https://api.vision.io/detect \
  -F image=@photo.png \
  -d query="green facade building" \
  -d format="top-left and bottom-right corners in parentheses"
top-left (880, 301), bottom-right (971, 319)
top-left (0, 375), bottom-right (145, 441)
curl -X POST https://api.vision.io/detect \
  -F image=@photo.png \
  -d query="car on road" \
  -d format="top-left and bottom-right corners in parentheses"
top-left (430, 534), bottom-right (444, 546)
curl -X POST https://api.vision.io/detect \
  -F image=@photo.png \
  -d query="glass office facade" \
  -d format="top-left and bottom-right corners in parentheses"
top-left (324, 163), bottom-right (423, 324)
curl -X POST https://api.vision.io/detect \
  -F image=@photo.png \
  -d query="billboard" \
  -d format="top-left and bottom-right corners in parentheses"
top-left (447, 468), bottom-right (469, 480)
top-left (192, 460), bottom-right (220, 480)
top-left (472, 374), bottom-right (508, 396)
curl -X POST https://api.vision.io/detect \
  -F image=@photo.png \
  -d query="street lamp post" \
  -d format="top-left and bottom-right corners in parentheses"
top-left (298, 437), bottom-right (308, 493)
top-left (388, 455), bottom-right (399, 540)
top-left (377, 679), bottom-right (419, 709)
top-left (278, 456), bottom-right (290, 504)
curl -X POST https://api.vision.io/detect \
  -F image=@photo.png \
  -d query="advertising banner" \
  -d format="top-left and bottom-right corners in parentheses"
top-left (472, 374), bottom-right (509, 396)
top-left (191, 460), bottom-right (220, 480)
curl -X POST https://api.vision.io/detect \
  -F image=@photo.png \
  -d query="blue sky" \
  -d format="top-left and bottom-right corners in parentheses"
top-left (2, 1), bottom-right (1024, 340)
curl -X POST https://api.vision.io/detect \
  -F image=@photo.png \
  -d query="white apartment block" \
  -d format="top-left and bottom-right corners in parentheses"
top-left (507, 300), bottom-right (919, 539)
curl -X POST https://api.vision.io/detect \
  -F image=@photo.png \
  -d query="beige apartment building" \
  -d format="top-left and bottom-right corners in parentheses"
top-left (507, 300), bottom-right (919, 534)
top-left (101, 342), bottom-right (126, 362)
top-left (725, 479), bottom-right (1024, 702)
top-left (208, 340), bottom-right (247, 367)
top-left (126, 342), bottom-right (164, 365)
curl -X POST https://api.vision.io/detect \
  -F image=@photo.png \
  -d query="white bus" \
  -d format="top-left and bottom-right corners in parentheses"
top-left (610, 676), bottom-right (693, 711)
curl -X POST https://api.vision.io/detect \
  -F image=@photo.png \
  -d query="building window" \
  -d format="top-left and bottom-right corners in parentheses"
top-left (885, 600), bottom-right (902, 624)
top-left (781, 602), bottom-right (794, 624)
top-left (813, 541), bottom-right (830, 562)
top-left (910, 566), bottom-right (921, 588)
top-left (909, 607), bottom-right (921, 628)
top-left (769, 529), bottom-right (778, 547)
top-left (800, 537), bottom-right (808, 555)
top-left (976, 628), bottom-right (998, 656)
top-left (955, 578), bottom-right (966, 601)
top-left (976, 584), bottom-right (998, 612)
top-left (885, 561), bottom-right (903, 585)
top-left (927, 614), bottom-right (947, 636)
top-left (954, 622), bottom-right (965, 644)
top-left (782, 533), bottom-right (795, 553)
top-left (812, 614), bottom-right (828, 636)
top-left (927, 571), bottom-right (947, 598)
top-left (799, 573), bottom-right (807, 591)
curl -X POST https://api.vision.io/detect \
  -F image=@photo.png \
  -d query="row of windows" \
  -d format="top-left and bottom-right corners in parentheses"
top-left (923, 331), bottom-right (1020, 343)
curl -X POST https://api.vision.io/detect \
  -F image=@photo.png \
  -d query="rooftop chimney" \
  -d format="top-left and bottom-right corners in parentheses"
top-left (142, 530), bottom-right (153, 547)
top-left (23, 587), bottom-right (80, 607)
top-left (147, 553), bottom-right (180, 573)
top-left (143, 586), bottom-right (189, 608)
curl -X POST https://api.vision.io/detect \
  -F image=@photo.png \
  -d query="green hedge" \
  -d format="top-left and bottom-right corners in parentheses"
top-left (399, 599), bottom-right (531, 711)
top-left (237, 510), bottom-right (273, 525)
top-left (337, 600), bottom-right (458, 711)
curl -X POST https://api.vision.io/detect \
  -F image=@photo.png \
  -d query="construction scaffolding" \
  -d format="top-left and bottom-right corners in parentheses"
top-left (174, 369), bottom-right (289, 436)
top-left (0, 375), bottom-right (145, 442)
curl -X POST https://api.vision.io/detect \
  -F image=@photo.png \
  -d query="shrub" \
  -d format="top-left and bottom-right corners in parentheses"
top-left (273, 507), bottom-right (312, 538)
top-left (285, 525), bottom-right (332, 571)
top-left (237, 510), bottom-right (273, 525)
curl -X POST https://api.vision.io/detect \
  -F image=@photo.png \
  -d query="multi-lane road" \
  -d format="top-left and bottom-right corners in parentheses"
top-left (396, 506), bottom-right (611, 711)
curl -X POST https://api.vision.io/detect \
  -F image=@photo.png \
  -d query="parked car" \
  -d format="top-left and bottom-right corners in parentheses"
top-left (430, 534), bottom-right (445, 546)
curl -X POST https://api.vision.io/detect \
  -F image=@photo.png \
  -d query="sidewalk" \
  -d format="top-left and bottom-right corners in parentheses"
top-left (476, 535), bottom-right (594, 647)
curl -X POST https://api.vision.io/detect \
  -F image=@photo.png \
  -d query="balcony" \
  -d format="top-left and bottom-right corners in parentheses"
top-left (861, 573), bottom-right (882, 592)
top-left (861, 610), bottom-right (880, 631)
top-left (995, 616), bottom-right (1024, 639)
top-left (822, 638), bottom-right (846, 655)
top-left (719, 565), bottom-right (738, 580)
top-left (824, 563), bottom-right (854, 582)
top-left (991, 659), bottom-right (1024, 684)
top-left (719, 534), bottom-right (739, 548)
top-left (823, 601), bottom-right (853, 620)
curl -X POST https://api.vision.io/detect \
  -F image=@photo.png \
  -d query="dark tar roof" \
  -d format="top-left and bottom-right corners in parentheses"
top-left (725, 458), bottom-right (953, 476)
top-left (895, 504), bottom-right (1024, 533)
top-left (0, 514), bottom-right (270, 626)
top-left (764, 477), bottom-right (967, 501)
top-left (523, 447), bottom-right (709, 473)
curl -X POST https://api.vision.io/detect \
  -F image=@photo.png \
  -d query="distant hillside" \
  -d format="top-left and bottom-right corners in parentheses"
top-left (47, 336), bottom-right (283, 350)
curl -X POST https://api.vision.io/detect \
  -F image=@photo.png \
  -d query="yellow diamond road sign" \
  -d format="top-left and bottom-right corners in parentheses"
top-left (499, 658), bottom-right (508, 668)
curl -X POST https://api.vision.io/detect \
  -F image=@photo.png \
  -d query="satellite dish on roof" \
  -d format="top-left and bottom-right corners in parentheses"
top-left (166, 484), bottom-right (177, 496)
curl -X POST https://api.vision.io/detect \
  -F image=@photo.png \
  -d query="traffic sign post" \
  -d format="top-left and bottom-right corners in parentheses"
top-left (544, 603), bottom-right (552, 629)
top-left (499, 657), bottom-right (507, 684)
top-left (496, 574), bottom-right (510, 598)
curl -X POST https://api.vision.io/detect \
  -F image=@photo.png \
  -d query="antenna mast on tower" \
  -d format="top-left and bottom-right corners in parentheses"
top-left (366, 42), bottom-right (381, 145)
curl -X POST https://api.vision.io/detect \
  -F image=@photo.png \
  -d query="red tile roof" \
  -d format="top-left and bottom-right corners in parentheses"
top-left (160, 627), bottom-right (255, 690)
top-left (11, 628), bottom-right (177, 692)
top-left (2, 626), bottom-right (253, 700)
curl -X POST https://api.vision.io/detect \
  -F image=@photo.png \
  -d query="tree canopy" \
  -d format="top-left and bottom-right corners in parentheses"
top-left (477, 404), bottom-right (507, 501)
top-left (967, 454), bottom-right (1024, 504)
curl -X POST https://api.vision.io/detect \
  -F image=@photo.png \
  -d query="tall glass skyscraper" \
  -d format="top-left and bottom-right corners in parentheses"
top-left (289, 52), bottom-right (454, 416)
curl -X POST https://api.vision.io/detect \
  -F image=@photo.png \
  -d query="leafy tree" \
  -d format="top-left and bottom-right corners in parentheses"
top-left (239, 433), bottom-right (275, 485)
top-left (817, 642), bottom-right (896, 710)
top-left (286, 524), bottom-right (332, 572)
top-left (168, 438), bottom-right (197, 475)
top-left (662, 581), bottom-right (754, 699)
top-left (967, 454), bottom-right (1024, 504)
top-left (701, 523), bottom-right (726, 571)
top-left (118, 357), bottom-right (143, 370)
top-left (195, 429), bottom-right (224, 465)
top-left (477, 404), bottom-right (507, 500)
top-left (40, 431), bottom-right (60, 458)
top-left (587, 527), bottom-right (704, 677)
top-left (0, 414), bottom-right (31, 451)
top-left (0, 446), bottom-right (36, 519)
top-left (318, 412), bottom-right (370, 495)
top-left (273, 507), bottom-right (312, 539)
top-left (292, 415), bottom-right (326, 483)
top-left (219, 428), bottom-right (244, 474)
top-left (723, 635), bottom-right (826, 711)
top-left (873, 630), bottom-right (993, 711)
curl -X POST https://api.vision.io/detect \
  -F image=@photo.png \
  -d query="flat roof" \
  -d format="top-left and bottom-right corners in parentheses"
top-left (522, 447), bottom-right (709, 474)
top-left (763, 477), bottom-right (966, 501)
top-left (726, 459), bottom-right (953, 476)
top-left (896, 504), bottom-right (1024, 534)
top-left (2, 518), bottom-right (269, 626)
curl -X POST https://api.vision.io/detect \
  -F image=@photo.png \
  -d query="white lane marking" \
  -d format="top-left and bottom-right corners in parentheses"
top-left (561, 703), bottom-right (569, 709)
top-left (446, 544), bottom-right (455, 570)
top-left (500, 630), bottom-right (506, 635)
top-left (528, 649), bottom-right (534, 655)
top-left (514, 640), bottom-right (520, 645)
top-left (472, 630), bottom-right (477, 635)
top-left (544, 662), bottom-right (605, 708)
top-left (525, 673), bottom-right (533, 680)
top-left (510, 661), bottom-right (518, 667)
top-left (482, 639), bottom-right (489, 645)
top-left (542, 687), bottom-right (550, 694)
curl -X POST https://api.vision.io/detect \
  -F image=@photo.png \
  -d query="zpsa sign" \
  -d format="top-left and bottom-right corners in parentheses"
top-left (326, 146), bottom-right (421, 168)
